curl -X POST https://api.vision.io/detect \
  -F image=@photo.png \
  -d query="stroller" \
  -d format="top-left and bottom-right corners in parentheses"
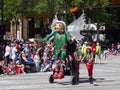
top-left (49, 50), bottom-right (79, 85)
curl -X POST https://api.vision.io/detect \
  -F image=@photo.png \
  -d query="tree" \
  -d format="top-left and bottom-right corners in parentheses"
top-left (0, 0), bottom-right (119, 42)
top-left (3, 0), bottom-right (21, 20)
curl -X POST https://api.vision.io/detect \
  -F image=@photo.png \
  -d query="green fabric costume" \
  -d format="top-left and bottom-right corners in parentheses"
top-left (77, 48), bottom-right (82, 57)
top-left (43, 31), bottom-right (71, 60)
top-left (84, 53), bottom-right (94, 60)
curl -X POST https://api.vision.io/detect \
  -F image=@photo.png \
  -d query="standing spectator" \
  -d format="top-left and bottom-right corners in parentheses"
top-left (36, 40), bottom-right (44, 72)
top-left (11, 43), bottom-right (18, 62)
top-left (81, 41), bottom-right (87, 55)
top-left (96, 42), bottom-right (101, 63)
top-left (91, 42), bottom-right (96, 59)
top-left (33, 52), bottom-right (41, 72)
top-left (9, 43), bottom-right (14, 62)
top-left (4, 41), bottom-right (11, 66)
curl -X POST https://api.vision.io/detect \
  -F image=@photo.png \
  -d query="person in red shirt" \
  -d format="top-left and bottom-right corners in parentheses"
top-left (91, 42), bottom-right (96, 59)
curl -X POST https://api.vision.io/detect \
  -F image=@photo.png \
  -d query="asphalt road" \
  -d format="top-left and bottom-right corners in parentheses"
top-left (0, 55), bottom-right (120, 90)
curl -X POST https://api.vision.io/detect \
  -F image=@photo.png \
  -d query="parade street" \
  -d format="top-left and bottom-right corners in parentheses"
top-left (0, 55), bottom-right (120, 90)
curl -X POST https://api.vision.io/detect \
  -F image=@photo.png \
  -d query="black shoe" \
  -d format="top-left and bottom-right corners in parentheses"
top-left (71, 76), bottom-right (79, 85)
top-left (89, 77), bottom-right (93, 84)
top-left (76, 76), bottom-right (79, 84)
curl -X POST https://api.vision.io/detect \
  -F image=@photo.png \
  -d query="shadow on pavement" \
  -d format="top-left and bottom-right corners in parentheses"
top-left (53, 77), bottom-right (105, 85)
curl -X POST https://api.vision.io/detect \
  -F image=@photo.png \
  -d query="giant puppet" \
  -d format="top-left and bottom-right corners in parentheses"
top-left (43, 20), bottom-right (75, 79)
top-left (43, 20), bottom-right (75, 61)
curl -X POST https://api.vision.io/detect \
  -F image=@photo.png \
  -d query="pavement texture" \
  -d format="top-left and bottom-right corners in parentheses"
top-left (0, 55), bottom-right (120, 90)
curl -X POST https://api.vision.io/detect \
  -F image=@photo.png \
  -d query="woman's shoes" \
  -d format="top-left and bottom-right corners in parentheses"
top-left (89, 77), bottom-right (93, 84)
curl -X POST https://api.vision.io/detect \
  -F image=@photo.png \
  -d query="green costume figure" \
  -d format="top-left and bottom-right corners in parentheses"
top-left (43, 20), bottom-right (75, 60)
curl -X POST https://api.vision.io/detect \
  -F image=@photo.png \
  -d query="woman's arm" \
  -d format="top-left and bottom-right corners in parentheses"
top-left (22, 55), bottom-right (28, 62)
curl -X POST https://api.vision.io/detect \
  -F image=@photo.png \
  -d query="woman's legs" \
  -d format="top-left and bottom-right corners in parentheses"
top-left (86, 63), bottom-right (94, 77)
top-left (4, 55), bottom-right (10, 66)
top-left (35, 62), bottom-right (41, 72)
top-left (86, 63), bottom-right (94, 83)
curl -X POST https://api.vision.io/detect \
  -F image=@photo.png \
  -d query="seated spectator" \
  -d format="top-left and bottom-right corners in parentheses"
top-left (20, 52), bottom-right (35, 73)
top-left (27, 54), bottom-right (34, 62)
top-left (14, 52), bottom-right (26, 74)
top-left (5, 62), bottom-right (16, 75)
top-left (23, 44), bottom-right (30, 57)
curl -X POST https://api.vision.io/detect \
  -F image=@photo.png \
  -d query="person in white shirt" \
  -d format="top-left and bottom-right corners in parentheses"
top-left (4, 41), bottom-right (11, 66)
top-left (9, 43), bottom-right (14, 62)
top-left (33, 52), bottom-right (41, 72)
top-left (11, 43), bottom-right (18, 62)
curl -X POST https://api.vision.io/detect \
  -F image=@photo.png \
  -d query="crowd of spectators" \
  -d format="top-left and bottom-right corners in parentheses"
top-left (0, 39), bottom-right (56, 75)
top-left (0, 38), bottom-right (120, 76)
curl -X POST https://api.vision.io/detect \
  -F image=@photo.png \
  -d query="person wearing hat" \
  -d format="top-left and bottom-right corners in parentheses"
top-left (43, 20), bottom-right (75, 79)
top-left (43, 20), bottom-right (75, 62)
top-left (96, 42), bottom-right (101, 62)
top-left (82, 46), bottom-right (95, 84)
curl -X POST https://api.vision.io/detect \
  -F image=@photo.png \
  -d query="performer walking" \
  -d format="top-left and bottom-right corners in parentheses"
top-left (81, 46), bottom-right (95, 84)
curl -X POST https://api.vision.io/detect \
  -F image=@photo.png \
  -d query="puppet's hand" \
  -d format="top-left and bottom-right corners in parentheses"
top-left (71, 36), bottom-right (76, 41)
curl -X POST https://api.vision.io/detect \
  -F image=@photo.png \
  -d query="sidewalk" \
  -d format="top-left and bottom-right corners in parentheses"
top-left (0, 55), bottom-right (120, 90)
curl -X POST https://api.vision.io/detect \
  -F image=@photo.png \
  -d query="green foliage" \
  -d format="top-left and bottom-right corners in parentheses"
top-left (0, 0), bottom-right (119, 27)
top-left (33, 0), bottom-right (48, 14)
top-left (3, 0), bottom-right (21, 20)
top-left (71, 0), bottom-right (82, 6)
top-left (81, 0), bottom-right (111, 24)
